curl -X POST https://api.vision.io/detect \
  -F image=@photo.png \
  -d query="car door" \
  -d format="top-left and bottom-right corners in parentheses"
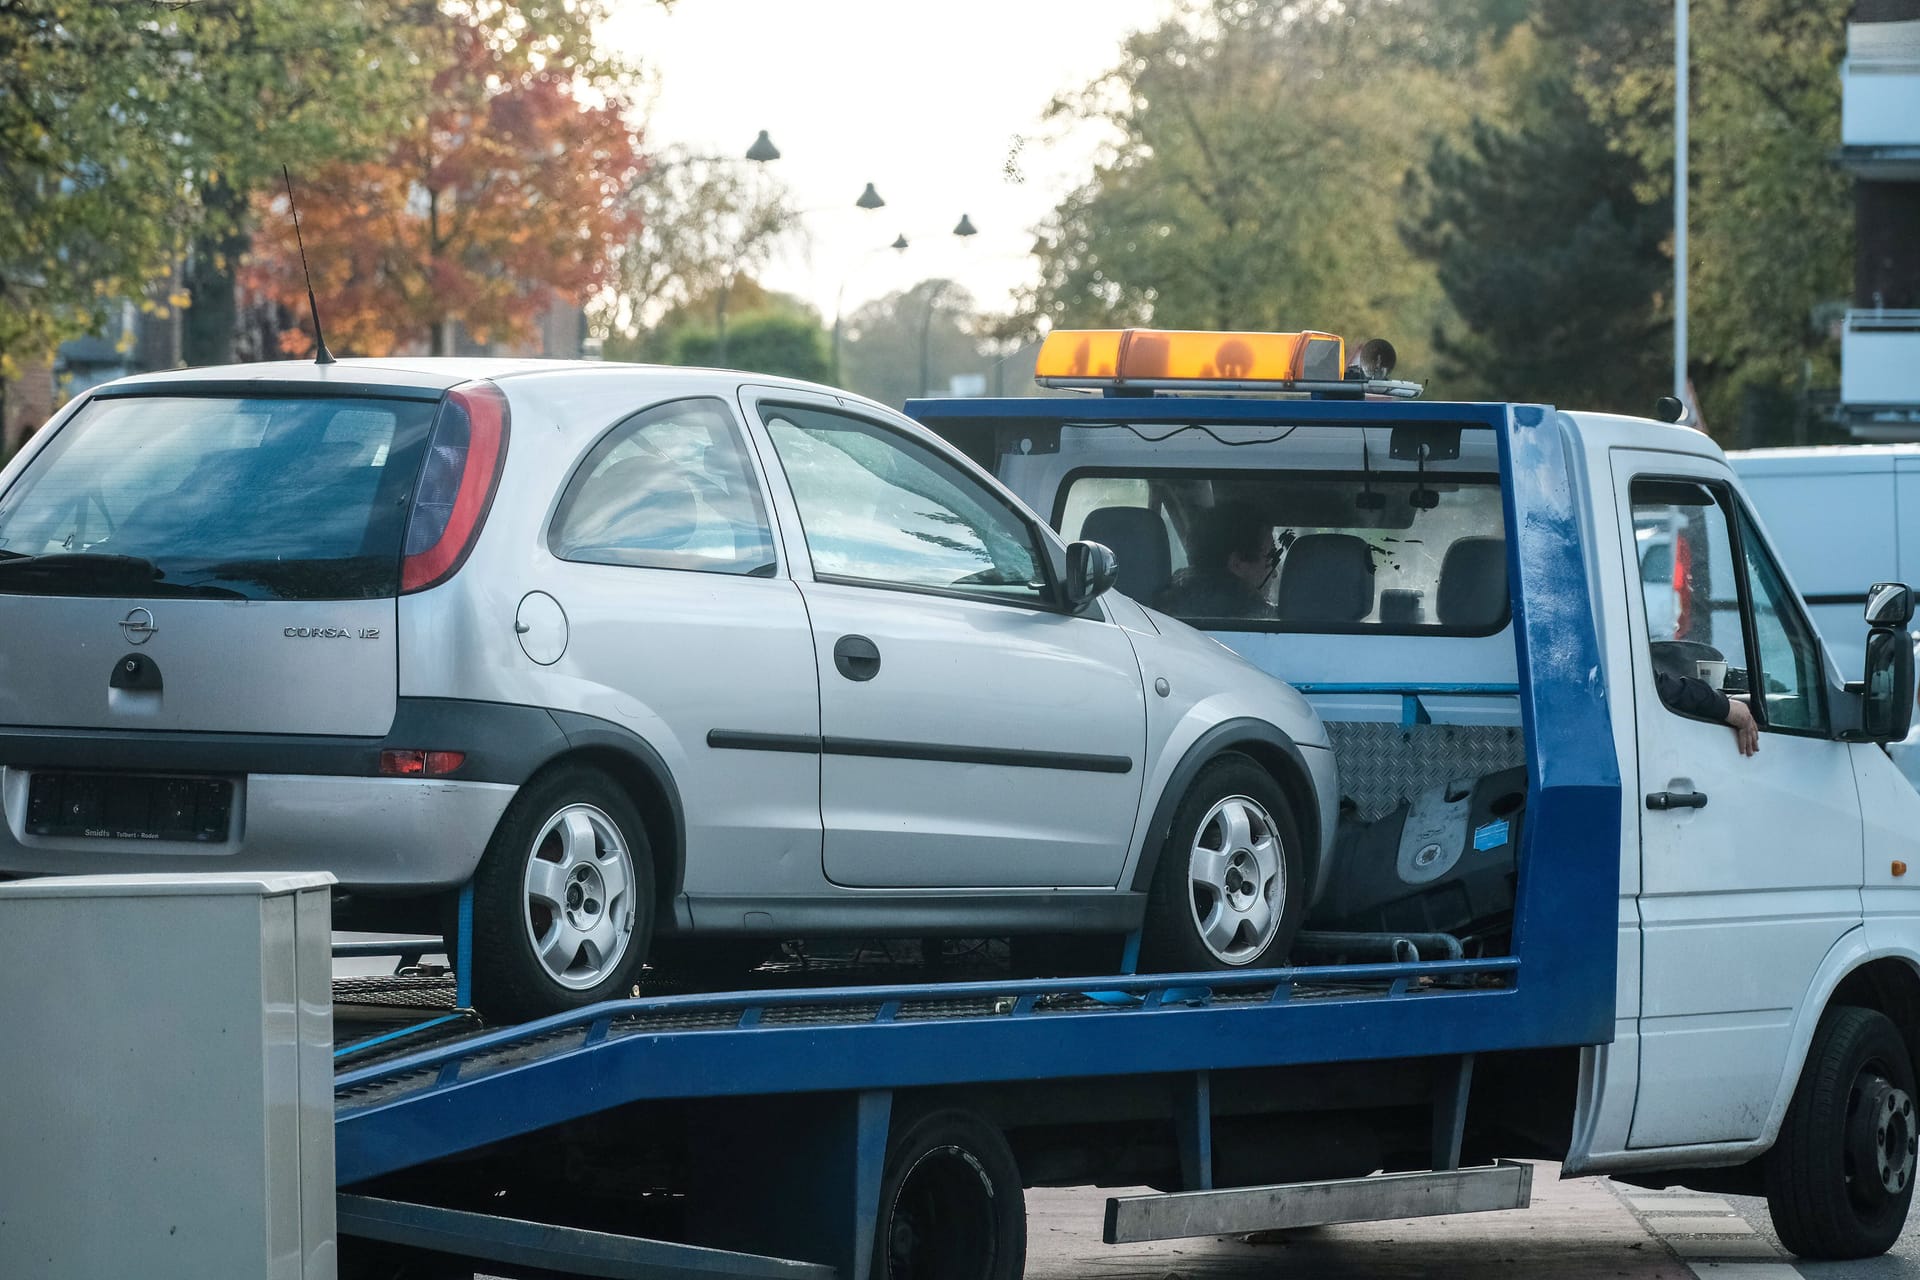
top-left (544, 395), bottom-right (822, 906)
top-left (744, 390), bottom-right (1148, 890)
top-left (1611, 449), bottom-right (1863, 1148)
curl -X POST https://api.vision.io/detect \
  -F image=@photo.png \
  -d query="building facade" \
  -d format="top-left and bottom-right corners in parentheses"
top-left (1841, 0), bottom-right (1920, 439)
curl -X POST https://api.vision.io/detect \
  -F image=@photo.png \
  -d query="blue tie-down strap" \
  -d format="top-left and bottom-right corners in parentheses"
top-left (1085, 933), bottom-right (1212, 1006)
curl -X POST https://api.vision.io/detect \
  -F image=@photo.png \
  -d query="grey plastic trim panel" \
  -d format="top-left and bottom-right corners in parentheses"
top-left (1103, 1160), bottom-right (1533, 1244)
top-left (337, 1195), bottom-right (832, 1280)
top-left (688, 890), bottom-right (1146, 935)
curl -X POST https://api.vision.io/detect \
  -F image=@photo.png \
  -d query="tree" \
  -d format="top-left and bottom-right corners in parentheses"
top-left (1402, 51), bottom-right (1671, 412)
top-left (0, 4), bottom-right (191, 381)
top-left (592, 147), bottom-right (802, 366)
top-left (1025, 0), bottom-right (1489, 381)
top-left (1554, 0), bottom-right (1852, 439)
top-left (842, 280), bottom-right (985, 409)
top-left (669, 312), bottom-right (832, 383)
top-left (243, 16), bottom-right (641, 356)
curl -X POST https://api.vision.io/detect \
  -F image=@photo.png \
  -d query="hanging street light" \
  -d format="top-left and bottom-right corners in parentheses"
top-left (745, 130), bottom-right (781, 163)
top-left (856, 183), bottom-right (887, 211)
top-left (952, 214), bottom-right (978, 238)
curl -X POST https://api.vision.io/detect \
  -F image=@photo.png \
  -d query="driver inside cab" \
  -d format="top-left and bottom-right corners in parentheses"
top-left (1155, 501), bottom-right (1279, 621)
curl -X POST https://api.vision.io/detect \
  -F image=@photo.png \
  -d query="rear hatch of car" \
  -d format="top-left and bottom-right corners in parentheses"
top-left (0, 381), bottom-right (492, 737)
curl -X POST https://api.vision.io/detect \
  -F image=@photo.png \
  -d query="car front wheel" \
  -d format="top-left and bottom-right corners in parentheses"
top-left (1141, 753), bottom-right (1305, 972)
top-left (469, 764), bottom-right (654, 1022)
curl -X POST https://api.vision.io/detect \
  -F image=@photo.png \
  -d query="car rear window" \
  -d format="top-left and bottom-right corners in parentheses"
top-left (1057, 463), bottom-right (1509, 633)
top-left (0, 394), bottom-right (437, 600)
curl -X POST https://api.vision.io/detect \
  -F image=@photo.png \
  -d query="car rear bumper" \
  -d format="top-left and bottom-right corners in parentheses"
top-left (0, 769), bottom-right (513, 890)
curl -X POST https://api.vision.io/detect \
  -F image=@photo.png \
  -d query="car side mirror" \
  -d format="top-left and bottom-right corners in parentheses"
top-left (1064, 540), bottom-right (1119, 610)
top-left (1862, 625), bottom-right (1916, 743)
top-left (1866, 582), bottom-right (1914, 628)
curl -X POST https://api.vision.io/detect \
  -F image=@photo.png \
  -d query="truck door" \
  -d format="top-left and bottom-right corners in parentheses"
top-left (1610, 450), bottom-right (1863, 1148)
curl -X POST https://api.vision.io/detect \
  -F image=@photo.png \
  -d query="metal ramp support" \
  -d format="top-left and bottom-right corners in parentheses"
top-left (338, 1195), bottom-right (834, 1280)
top-left (1103, 1158), bottom-right (1534, 1244)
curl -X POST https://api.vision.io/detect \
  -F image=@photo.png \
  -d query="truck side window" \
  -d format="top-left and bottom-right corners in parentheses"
top-left (1630, 479), bottom-right (1751, 720)
top-left (1737, 509), bottom-right (1829, 734)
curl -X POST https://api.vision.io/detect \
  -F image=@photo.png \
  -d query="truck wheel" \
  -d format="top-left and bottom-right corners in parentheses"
top-left (469, 765), bottom-right (654, 1023)
top-left (874, 1110), bottom-right (1026, 1280)
top-left (1141, 754), bottom-right (1305, 971)
top-left (1765, 1005), bottom-right (1918, 1259)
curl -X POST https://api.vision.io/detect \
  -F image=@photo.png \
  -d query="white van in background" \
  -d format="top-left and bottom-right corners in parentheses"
top-left (1729, 445), bottom-right (1920, 676)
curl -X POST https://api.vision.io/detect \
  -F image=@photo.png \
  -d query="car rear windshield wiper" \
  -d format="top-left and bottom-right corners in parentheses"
top-left (0, 552), bottom-right (248, 599)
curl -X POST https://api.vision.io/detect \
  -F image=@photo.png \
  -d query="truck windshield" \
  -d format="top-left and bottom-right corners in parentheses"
top-left (0, 394), bottom-right (437, 600)
top-left (1058, 467), bottom-right (1508, 633)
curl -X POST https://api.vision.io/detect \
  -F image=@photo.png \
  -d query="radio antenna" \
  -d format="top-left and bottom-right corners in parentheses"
top-left (281, 164), bottom-right (335, 366)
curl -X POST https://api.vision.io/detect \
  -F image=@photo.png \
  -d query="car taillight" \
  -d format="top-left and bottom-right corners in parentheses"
top-left (380, 750), bottom-right (467, 777)
top-left (401, 381), bottom-right (509, 594)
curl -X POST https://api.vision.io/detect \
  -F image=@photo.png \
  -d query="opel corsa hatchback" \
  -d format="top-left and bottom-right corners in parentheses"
top-left (0, 361), bottom-right (1336, 1019)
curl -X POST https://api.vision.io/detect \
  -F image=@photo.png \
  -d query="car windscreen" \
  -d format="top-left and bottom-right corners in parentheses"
top-left (0, 393), bottom-right (437, 600)
top-left (1057, 462), bottom-right (1509, 634)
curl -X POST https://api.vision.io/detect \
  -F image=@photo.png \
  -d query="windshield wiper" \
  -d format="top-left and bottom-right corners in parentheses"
top-left (0, 553), bottom-right (247, 599)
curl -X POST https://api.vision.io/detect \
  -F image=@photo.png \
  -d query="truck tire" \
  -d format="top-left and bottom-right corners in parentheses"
top-left (1141, 753), bottom-right (1305, 971)
top-left (874, 1110), bottom-right (1026, 1280)
top-left (469, 764), bottom-right (654, 1023)
top-left (1765, 1005), bottom-right (1918, 1259)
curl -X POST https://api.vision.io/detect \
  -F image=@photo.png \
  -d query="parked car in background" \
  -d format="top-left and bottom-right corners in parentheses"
top-left (1729, 445), bottom-right (1920, 677)
top-left (0, 360), bottom-right (1336, 1019)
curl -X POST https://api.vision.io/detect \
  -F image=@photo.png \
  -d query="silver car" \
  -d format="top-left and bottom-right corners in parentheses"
top-left (0, 361), bottom-right (1336, 1018)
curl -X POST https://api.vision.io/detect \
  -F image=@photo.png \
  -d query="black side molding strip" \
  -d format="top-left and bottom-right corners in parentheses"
top-left (706, 729), bottom-right (1134, 775)
top-left (705, 730), bottom-right (821, 755)
top-left (1802, 593), bottom-right (1868, 608)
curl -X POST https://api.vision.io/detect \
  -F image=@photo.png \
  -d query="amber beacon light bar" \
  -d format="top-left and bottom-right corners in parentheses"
top-left (1033, 328), bottom-right (1423, 399)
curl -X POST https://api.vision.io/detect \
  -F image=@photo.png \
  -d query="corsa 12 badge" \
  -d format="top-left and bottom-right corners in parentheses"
top-left (284, 626), bottom-right (382, 639)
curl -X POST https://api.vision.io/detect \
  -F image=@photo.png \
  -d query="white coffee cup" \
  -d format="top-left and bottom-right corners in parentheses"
top-left (1696, 659), bottom-right (1727, 690)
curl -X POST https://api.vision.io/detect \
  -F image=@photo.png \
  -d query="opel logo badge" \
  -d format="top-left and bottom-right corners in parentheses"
top-left (120, 607), bottom-right (157, 645)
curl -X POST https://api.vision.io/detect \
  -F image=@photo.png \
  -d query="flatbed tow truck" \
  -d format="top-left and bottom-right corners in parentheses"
top-left (6, 328), bottom-right (1920, 1280)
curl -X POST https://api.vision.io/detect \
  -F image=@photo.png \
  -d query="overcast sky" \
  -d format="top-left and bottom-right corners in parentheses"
top-left (599, 0), bottom-right (1173, 323)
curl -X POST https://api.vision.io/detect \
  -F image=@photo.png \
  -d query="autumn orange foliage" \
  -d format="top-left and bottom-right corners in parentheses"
top-left (246, 19), bottom-right (640, 357)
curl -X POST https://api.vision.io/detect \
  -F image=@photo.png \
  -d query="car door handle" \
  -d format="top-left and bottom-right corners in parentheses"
top-left (833, 635), bottom-right (881, 682)
top-left (1646, 790), bottom-right (1709, 811)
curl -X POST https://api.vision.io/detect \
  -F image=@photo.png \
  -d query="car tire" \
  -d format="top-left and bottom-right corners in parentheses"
top-left (873, 1110), bottom-right (1026, 1280)
top-left (1765, 1005), bottom-right (1918, 1259)
top-left (469, 764), bottom-right (654, 1023)
top-left (1141, 753), bottom-right (1305, 972)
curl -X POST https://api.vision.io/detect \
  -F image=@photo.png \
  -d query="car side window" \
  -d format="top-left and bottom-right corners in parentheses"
top-left (550, 398), bottom-right (775, 576)
top-left (760, 404), bottom-right (1050, 606)
top-left (1737, 508), bottom-right (1829, 734)
top-left (1630, 478), bottom-right (1753, 721)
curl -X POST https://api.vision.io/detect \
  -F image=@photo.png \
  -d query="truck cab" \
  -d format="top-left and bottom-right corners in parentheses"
top-left (912, 327), bottom-right (1920, 1256)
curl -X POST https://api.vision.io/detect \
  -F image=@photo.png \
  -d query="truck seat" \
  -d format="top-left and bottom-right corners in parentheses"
top-left (1277, 533), bottom-right (1375, 622)
top-left (1437, 536), bottom-right (1509, 630)
top-left (1081, 506), bottom-right (1172, 603)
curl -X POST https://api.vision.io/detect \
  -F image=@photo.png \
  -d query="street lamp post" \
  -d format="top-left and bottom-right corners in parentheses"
top-left (713, 131), bottom-right (783, 367)
top-left (834, 234), bottom-right (909, 384)
top-left (918, 215), bottom-right (979, 396)
top-left (1674, 0), bottom-right (1690, 412)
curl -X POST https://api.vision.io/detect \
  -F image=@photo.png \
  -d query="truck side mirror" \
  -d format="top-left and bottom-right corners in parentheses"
top-left (1064, 540), bottom-right (1119, 610)
top-left (1865, 582), bottom-right (1914, 628)
top-left (1862, 625), bottom-right (1916, 743)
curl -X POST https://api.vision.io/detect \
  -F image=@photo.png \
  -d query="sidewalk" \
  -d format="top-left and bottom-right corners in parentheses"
top-left (1026, 1166), bottom-right (1787, 1280)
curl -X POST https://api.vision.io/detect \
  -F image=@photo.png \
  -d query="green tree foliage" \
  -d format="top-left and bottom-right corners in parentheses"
top-left (1027, 0), bottom-right (1493, 378)
top-left (0, 0), bottom-right (635, 377)
top-left (1402, 51), bottom-right (1671, 411)
top-left (668, 312), bottom-right (832, 383)
top-left (0, 4), bottom-right (189, 378)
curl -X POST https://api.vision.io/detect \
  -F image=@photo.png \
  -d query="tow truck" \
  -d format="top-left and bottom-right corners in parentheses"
top-left (5, 326), bottom-right (1920, 1280)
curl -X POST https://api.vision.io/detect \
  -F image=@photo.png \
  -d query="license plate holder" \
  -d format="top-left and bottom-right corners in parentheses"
top-left (25, 771), bottom-right (233, 842)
